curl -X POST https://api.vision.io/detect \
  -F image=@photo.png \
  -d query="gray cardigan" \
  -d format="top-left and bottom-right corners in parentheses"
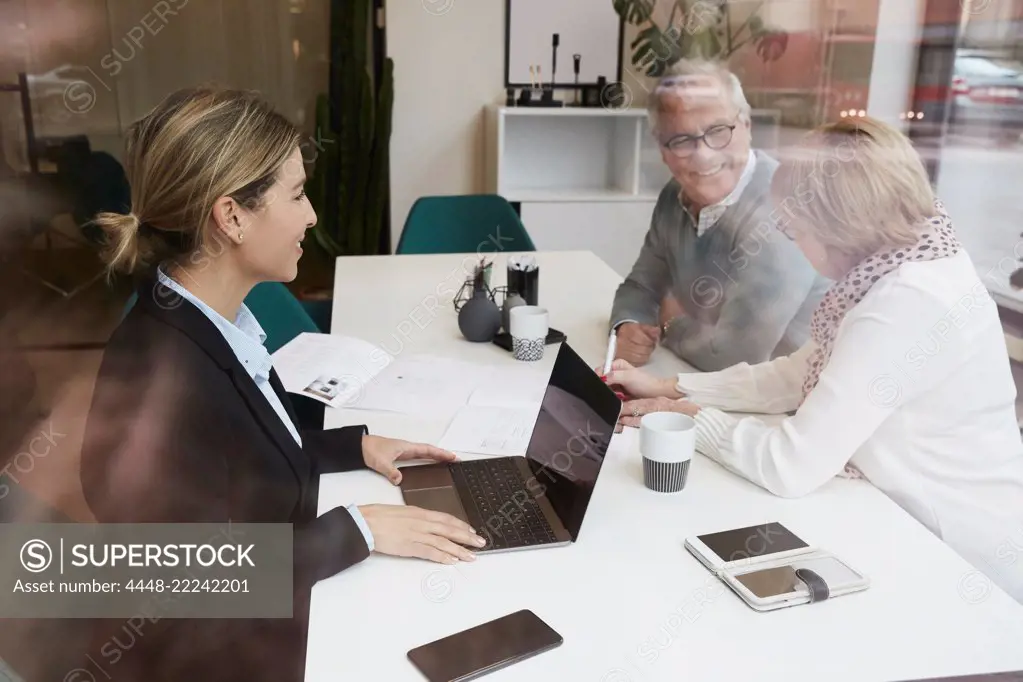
top-left (609, 150), bottom-right (831, 372)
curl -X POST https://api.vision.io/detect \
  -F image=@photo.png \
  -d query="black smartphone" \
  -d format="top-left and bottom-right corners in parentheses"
top-left (695, 522), bottom-right (809, 565)
top-left (406, 609), bottom-right (563, 682)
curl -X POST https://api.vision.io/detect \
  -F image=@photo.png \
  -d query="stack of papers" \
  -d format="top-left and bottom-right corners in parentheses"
top-left (438, 365), bottom-right (550, 456)
top-left (467, 366), bottom-right (549, 407)
top-left (272, 334), bottom-right (549, 412)
top-left (272, 333), bottom-right (555, 456)
top-left (348, 355), bottom-right (485, 415)
top-left (436, 405), bottom-right (538, 457)
top-left (271, 333), bottom-right (393, 408)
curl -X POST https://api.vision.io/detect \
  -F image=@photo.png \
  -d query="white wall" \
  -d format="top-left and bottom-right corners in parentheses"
top-left (385, 0), bottom-right (507, 249)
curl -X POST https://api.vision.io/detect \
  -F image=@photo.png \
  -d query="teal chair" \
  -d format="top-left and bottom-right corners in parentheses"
top-left (395, 194), bottom-right (536, 255)
top-left (122, 281), bottom-right (322, 355)
top-left (241, 282), bottom-right (323, 354)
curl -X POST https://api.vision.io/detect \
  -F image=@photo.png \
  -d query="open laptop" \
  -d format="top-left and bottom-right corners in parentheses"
top-left (398, 342), bottom-right (623, 553)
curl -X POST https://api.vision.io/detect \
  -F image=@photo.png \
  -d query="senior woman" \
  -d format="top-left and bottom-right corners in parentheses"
top-left (606, 116), bottom-right (1023, 604)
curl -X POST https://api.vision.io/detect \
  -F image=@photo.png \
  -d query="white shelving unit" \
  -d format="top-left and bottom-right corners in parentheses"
top-left (484, 105), bottom-right (667, 276)
top-left (485, 105), bottom-right (671, 203)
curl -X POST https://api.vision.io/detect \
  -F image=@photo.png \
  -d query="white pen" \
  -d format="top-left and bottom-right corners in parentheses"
top-left (602, 329), bottom-right (617, 376)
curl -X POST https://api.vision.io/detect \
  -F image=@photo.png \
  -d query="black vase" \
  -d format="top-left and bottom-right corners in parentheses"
top-left (458, 291), bottom-right (501, 342)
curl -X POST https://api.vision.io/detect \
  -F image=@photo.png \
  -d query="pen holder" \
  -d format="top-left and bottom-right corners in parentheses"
top-left (507, 265), bottom-right (539, 306)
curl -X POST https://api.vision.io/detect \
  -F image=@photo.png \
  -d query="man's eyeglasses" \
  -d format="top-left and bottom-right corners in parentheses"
top-left (661, 116), bottom-right (740, 158)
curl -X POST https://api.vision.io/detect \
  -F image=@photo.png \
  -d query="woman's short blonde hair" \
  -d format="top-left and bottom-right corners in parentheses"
top-left (93, 86), bottom-right (302, 275)
top-left (770, 116), bottom-right (937, 259)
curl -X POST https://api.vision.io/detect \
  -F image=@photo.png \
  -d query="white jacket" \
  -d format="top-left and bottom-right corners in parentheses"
top-left (680, 251), bottom-right (1023, 604)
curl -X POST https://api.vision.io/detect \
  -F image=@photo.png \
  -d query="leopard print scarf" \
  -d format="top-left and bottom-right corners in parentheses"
top-left (802, 200), bottom-right (961, 402)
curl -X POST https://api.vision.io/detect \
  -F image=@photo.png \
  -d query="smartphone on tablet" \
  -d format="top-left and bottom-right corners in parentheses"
top-left (407, 610), bottom-right (563, 682)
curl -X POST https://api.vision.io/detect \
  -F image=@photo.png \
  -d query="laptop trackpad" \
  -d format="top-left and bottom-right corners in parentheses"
top-left (404, 487), bottom-right (467, 524)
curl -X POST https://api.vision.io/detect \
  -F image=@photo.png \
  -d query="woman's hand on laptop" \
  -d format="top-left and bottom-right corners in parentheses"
top-left (362, 434), bottom-right (458, 485)
top-left (358, 504), bottom-right (487, 564)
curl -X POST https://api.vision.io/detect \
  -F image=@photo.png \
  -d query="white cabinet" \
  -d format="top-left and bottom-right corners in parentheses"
top-left (484, 105), bottom-right (667, 276)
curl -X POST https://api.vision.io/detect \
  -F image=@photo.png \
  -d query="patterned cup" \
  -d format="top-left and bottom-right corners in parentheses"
top-left (509, 306), bottom-right (548, 362)
top-left (639, 412), bottom-right (695, 493)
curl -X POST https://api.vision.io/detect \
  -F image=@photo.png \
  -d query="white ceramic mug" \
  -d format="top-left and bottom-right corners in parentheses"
top-left (639, 412), bottom-right (695, 493)
top-left (509, 305), bottom-right (548, 361)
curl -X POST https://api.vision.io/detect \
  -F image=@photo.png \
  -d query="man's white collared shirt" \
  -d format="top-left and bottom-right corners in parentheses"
top-left (679, 149), bottom-right (758, 238)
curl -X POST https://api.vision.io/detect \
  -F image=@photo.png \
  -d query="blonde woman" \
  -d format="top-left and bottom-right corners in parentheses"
top-left (605, 116), bottom-right (1023, 604)
top-left (80, 87), bottom-right (485, 681)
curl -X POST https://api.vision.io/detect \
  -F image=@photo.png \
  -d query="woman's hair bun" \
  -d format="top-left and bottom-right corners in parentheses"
top-left (94, 210), bottom-right (145, 276)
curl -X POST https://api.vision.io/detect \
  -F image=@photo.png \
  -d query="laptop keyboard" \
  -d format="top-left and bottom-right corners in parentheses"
top-left (449, 458), bottom-right (560, 551)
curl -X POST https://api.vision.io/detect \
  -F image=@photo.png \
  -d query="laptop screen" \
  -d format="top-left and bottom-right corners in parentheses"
top-left (524, 343), bottom-right (622, 541)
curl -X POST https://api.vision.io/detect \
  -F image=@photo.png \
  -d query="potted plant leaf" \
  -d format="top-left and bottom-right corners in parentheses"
top-left (613, 0), bottom-right (789, 78)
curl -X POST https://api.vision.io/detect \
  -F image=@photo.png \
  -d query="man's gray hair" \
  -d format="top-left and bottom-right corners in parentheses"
top-left (647, 59), bottom-right (752, 135)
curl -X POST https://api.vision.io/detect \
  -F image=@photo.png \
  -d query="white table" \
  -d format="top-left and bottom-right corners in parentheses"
top-left (306, 251), bottom-right (1023, 682)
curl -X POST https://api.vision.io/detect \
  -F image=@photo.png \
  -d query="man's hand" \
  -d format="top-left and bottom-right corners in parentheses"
top-left (362, 435), bottom-right (457, 485)
top-left (614, 322), bottom-right (660, 366)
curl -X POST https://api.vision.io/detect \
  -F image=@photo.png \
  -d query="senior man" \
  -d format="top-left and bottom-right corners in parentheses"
top-left (610, 60), bottom-right (829, 371)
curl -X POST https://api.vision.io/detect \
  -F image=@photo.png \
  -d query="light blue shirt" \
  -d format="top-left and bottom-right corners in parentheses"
top-left (157, 268), bottom-right (375, 552)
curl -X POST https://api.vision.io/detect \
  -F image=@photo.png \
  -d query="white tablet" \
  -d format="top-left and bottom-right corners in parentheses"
top-left (684, 521), bottom-right (813, 572)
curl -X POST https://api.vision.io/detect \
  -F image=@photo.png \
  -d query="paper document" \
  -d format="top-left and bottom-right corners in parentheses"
top-left (347, 355), bottom-right (488, 415)
top-left (271, 333), bottom-right (393, 407)
top-left (437, 405), bottom-right (539, 456)
top-left (468, 366), bottom-right (550, 408)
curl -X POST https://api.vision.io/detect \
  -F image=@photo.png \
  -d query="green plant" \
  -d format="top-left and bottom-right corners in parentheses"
top-left (306, 0), bottom-right (394, 259)
top-left (613, 0), bottom-right (789, 78)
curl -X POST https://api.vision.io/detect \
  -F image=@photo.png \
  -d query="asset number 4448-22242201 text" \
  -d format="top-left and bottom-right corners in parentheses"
top-left (124, 578), bottom-right (250, 593)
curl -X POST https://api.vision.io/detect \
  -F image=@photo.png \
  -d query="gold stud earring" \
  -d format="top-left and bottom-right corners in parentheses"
top-left (238, 232), bottom-right (244, 242)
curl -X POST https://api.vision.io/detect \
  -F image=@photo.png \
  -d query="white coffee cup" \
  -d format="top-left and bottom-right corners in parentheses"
top-left (639, 412), bottom-right (695, 493)
top-left (509, 305), bottom-right (548, 361)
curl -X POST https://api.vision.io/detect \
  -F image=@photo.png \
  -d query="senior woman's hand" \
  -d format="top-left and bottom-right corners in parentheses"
top-left (600, 359), bottom-right (685, 400)
top-left (618, 396), bottom-right (700, 430)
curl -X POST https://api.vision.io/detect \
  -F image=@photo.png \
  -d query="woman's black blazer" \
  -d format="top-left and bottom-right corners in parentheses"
top-left (78, 276), bottom-right (373, 682)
